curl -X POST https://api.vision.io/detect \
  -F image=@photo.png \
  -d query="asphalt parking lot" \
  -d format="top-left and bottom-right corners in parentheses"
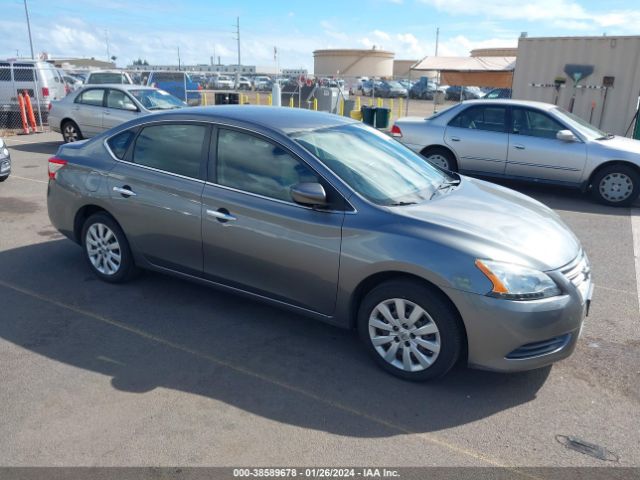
top-left (0, 131), bottom-right (639, 469)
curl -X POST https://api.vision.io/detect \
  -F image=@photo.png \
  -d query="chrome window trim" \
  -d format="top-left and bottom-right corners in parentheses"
top-left (104, 119), bottom-right (357, 212)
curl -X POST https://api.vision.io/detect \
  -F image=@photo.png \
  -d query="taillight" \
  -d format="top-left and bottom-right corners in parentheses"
top-left (48, 102), bottom-right (53, 111)
top-left (391, 124), bottom-right (402, 138)
top-left (42, 87), bottom-right (50, 97)
top-left (48, 157), bottom-right (67, 180)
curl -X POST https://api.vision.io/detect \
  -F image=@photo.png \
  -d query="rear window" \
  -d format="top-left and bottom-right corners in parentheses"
top-left (88, 73), bottom-right (128, 84)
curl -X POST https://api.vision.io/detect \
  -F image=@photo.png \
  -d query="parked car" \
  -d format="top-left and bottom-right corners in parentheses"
top-left (375, 81), bottom-right (408, 98)
top-left (392, 99), bottom-right (640, 206)
top-left (62, 74), bottom-right (83, 92)
top-left (146, 71), bottom-right (201, 105)
top-left (0, 60), bottom-right (67, 120)
top-left (49, 85), bottom-right (186, 143)
top-left (483, 88), bottom-right (512, 99)
top-left (361, 80), bottom-right (383, 96)
top-left (445, 86), bottom-right (483, 101)
top-left (252, 76), bottom-right (272, 91)
top-left (47, 106), bottom-right (591, 381)
top-left (214, 75), bottom-right (234, 89)
top-left (235, 76), bottom-right (252, 90)
top-left (0, 137), bottom-right (10, 182)
top-left (85, 70), bottom-right (133, 85)
top-left (410, 77), bottom-right (437, 99)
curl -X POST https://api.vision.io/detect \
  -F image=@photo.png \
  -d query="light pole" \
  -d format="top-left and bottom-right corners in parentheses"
top-left (23, 0), bottom-right (35, 59)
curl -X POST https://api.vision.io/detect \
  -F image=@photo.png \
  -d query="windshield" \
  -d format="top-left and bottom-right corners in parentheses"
top-left (291, 123), bottom-right (449, 206)
top-left (129, 89), bottom-right (185, 110)
top-left (387, 81), bottom-right (403, 88)
top-left (553, 107), bottom-right (608, 140)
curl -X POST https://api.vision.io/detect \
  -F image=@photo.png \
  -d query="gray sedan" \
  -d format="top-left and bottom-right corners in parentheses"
top-left (48, 85), bottom-right (186, 143)
top-left (47, 106), bottom-right (591, 381)
top-left (393, 99), bottom-right (640, 206)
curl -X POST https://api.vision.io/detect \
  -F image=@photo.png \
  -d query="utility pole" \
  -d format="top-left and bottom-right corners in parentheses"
top-left (23, 0), bottom-right (35, 59)
top-left (234, 16), bottom-right (241, 87)
top-left (435, 27), bottom-right (439, 56)
top-left (105, 29), bottom-right (111, 62)
top-left (177, 46), bottom-right (181, 71)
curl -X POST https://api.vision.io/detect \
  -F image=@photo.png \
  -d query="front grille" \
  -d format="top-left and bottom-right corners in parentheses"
top-left (505, 333), bottom-right (572, 360)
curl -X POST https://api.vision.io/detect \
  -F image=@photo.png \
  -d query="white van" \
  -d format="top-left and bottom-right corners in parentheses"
top-left (0, 60), bottom-right (67, 123)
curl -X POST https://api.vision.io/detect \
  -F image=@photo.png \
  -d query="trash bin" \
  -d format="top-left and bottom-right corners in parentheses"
top-left (214, 92), bottom-right (239, 105)
top-left (375, 107), bottom-right (390, 129)
top-left (342, 99), bottom-right (355, 117)
top-left (361, 106), bottom-right (376, 126)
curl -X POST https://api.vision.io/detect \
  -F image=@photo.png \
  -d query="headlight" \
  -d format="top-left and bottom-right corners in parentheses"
top-left (475, 259), bottom-right (561, 300)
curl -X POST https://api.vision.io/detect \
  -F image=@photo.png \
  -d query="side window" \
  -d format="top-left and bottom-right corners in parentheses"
top-left (76, 89), bottom-right (105, 106)
top-left (13, 64), bottom-right (35, 82)
top-left (133, 124), bottom-right (206, 178)
top-left (0, 63), bottom-right (11, 82)
top-left (215, 129), bottom-right (319, 202)
top-left (449, 106), bottom-right (506, 132)
top-left (107, 130), bottom-right (136, 159)
top-left (512, 108), bottom-right (565, 139)
top-left (106, 90), bottom-right (137, 110)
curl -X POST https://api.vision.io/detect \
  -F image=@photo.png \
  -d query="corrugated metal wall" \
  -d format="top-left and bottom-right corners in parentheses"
top-left (512, 36), bottom-right (640, 137)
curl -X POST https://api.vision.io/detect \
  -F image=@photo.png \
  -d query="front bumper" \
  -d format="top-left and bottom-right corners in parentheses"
top-left (0, 154), bottom-right (10, 178)
top-left (443, 253), bottom-right (592, 372)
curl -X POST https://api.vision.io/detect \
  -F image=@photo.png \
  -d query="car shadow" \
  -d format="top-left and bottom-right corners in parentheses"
top-left (473, 176), bottom-right (640, 213)
top-left (0, 240), bottom-right (551, 438)
top-left (8, 140), bottom-right (63, 155)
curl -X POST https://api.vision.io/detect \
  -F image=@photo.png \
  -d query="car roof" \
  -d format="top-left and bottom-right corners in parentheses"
top-left (462, 99), bottom-right (556, 110)
top-left (79, 84), bottom-right (155, 91)
top-left (87, 70), bottom-right (128, 75)
top-left (147, 105), bottom-right (357, 134)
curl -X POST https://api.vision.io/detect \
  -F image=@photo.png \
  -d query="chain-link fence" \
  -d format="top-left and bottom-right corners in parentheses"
top-left (0, 62), bottom-right (65, 136)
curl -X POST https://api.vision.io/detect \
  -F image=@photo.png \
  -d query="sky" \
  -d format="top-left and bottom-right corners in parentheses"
top-left (1, 0), bottom-right (639, 71)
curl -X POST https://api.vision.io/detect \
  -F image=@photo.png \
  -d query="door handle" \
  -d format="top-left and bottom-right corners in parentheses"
top-left (450, 137), bottom-right (461, 142)
top-left (113, 186), bottom-right (136, 197)
top-left (514, 144), bottom-right (525, 150)
top-left (207, 208), bottom-right (237, 223)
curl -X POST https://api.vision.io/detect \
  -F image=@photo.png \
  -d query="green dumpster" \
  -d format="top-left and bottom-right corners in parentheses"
top-left (361, 106), bottom-right (376, 126)
top-left (375, 107), bottom-right (390, 129)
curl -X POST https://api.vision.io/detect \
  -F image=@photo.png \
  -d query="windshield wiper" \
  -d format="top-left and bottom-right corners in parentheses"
top-left (596, 133), bottom-right (615, 140)
top-left (430, 178), bottom-right (461, 199)
top-left (389, 201), bottom-right (418, 206)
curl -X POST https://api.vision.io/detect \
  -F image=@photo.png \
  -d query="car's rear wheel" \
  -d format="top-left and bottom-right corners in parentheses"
top-left (81, 213), bottom-right (137, 283)
top-left (421, 147), bottom-right (458, 172)
top-left (358, 280), bottom-right (464, 381)
top-left (62, 120), bottom-right (83, 143)
top-left (591, 165), bottom-right (640, 207)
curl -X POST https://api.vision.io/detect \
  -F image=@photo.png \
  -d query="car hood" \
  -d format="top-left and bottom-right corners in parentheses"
top-left (395, 177), bottom-right (581, 271)
top-left (593, 135), bottom-right (640, 156)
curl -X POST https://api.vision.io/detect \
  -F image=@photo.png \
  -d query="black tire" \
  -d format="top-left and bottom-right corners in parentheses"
top-left (590, 164), bottom-right (640, 207)
top-left (81, 212), bottom-right (137, 283)
top-left (357, 279), bottom-right (464, 381)
top-left (421, 147), bottom-right (458, 172)
top-left (0, 175), bottom-right (7, 182)
top-left (61, 120), bottom-right (83, 143)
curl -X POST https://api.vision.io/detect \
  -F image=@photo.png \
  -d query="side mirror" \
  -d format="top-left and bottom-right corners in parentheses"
top-left (124, 103), bottom-right (138, 112)
top-left (290, 182), bottom-right (327, 207)
top-left (557, 129), bottom-right (577, 142)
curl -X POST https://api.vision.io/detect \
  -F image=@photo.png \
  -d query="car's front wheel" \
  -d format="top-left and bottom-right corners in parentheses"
top-left (81, 213), bottom-right (137, 283)
top-left (591, 164), bottom-right (640, 207)
top-left (358, 280), bottom-right (464, 381)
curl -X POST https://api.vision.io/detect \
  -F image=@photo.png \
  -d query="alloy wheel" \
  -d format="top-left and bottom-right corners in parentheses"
top-left (599, 173), bottom-right (633, 203)
top-left (368, 298), bottom-right (441, 372)
top-left (63, 124), bottom-right (79, 142)
top-left (85, 223), bottom-right (122, 276)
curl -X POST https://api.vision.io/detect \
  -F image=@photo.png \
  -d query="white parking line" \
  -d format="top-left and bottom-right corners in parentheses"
top-left (632, 208), bottom-right (640, 312)
top-left (8, 175), bottom-right (47, 184)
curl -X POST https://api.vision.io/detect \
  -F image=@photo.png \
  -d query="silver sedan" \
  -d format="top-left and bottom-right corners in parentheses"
top-left (49, 84), bottom-right (186, 143)
top-left (393, 99), bottom-right (640, 206)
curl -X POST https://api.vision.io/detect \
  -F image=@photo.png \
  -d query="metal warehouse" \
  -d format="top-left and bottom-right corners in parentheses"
top-left (512, 35), bottom-right (640, 138)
